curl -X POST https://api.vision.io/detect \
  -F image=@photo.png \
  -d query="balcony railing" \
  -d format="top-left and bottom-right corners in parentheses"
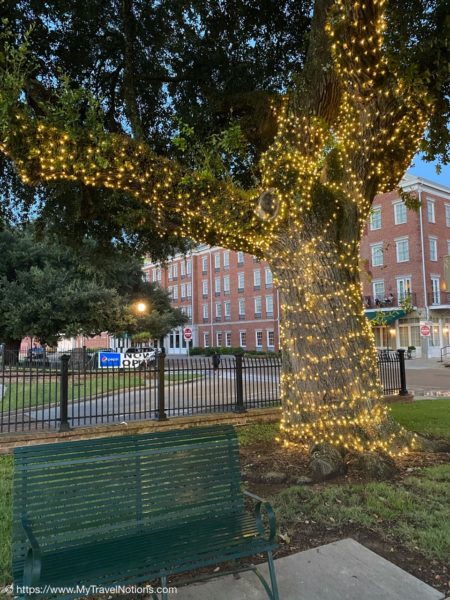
top-left (363, 293), bottom-right (417, 309)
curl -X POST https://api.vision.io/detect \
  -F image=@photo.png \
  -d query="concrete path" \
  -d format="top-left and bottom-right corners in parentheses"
top-left (176, 539), bottom-right (444, 600)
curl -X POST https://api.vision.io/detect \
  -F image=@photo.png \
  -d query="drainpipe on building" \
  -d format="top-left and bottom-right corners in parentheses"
top-left (418, 183), bottom-right (430, 358)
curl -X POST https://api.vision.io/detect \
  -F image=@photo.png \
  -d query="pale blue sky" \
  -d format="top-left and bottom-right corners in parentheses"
top-left (408, 153), bottom-right (450, 187)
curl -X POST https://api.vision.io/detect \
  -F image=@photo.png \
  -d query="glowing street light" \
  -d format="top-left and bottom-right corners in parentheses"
top-left (135, 302), bottom-right (148, 314)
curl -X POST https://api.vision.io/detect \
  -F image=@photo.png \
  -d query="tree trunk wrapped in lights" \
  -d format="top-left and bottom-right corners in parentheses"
top-left (0, 0), bottom-right (443, 469)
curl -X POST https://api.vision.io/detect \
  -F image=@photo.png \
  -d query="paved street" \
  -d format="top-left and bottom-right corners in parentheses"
top-left (405, 359), bottom-right (450, 398)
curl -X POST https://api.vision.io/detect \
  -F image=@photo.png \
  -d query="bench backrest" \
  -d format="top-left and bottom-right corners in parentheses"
top-left (13, 425), bottom-right (242, 565)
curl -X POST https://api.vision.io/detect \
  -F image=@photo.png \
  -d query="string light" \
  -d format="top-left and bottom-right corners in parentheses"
top-left (0, 0), bottom-right (430, 457)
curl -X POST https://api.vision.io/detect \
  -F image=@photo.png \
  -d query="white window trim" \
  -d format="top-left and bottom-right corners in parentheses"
top-left (393, 200), bottom-right (407, 225)
top-left (255, 330), bottom-right (263, 348)
top-left (445, 204), bottom-right (450, 227)
top-left (369, 206), bottom-right (382, 230)
top-left (429, 236), bottom-right (438, 261)
top-left (395, 237), bottom-right (409, 263)
top-left (370, 243), bottom-right (383, 267)
top-left (427, 199), bottom-right (436, 223)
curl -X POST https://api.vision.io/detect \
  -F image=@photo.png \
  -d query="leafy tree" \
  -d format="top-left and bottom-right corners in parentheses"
top-left (0, 228), bottom-right (186, 360)
top-left (0, 0), bottom-right (449, 471)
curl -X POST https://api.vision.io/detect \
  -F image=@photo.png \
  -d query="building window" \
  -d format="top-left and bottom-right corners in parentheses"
top-left (238, 298), bottom-right (245, 319)
top-left (255, 330), bottom-right (263, 348)
top-left (224, 301), bottom-right (231, 320)
top-left (202, 303), bottom-right (208, 321)
top-left (215, 277), bottom-right (221, 295)
top-left (214, 253), bottom-right (220, 271)
top-left (202, 280), bottom-right (208, 297)
top-left (371, 243), bottom-right (383, 267)
top-left (396, 277), bottom-right (411, 302)
top-left (394, 201), bottom-right (407, 225)
top-left (254, 296), bottom-right (262, 317)
top-left (223, 275), bottom-right (230, 294)
top-left (267, 330), bottom-right (275, 348)
top-left (448, 240), bottom-right (450, 255)
top-left (399, 326), bottom-right (409, 348)
top-left (216, 332), bottom-right (223, 347)
top-left (266, 295), bottom-right (274, 317)
top-left (215, 302), bottom-right (222, 320)
top-left (186, 305), bottom-right (192, 321)
top-left (172, 285), bottom-right (178, 300)
top-left (202, 256), bottom-right (208, 273)
top-left (172, 264), bottom-right (177, 278)
top-left (225, 332), bottom-right (232, 347)
top-left (239, 331), bottom-right (247, 348)
top-left (253, 269), bottom-right (261, 289)
top-left (180, 261), bottom-right (185, 277)
top-left (431, 277), bottom-right (440, 305)
top-left (181, 284), bottom-right (186, 299)
top-left (223, 251), bottom-right (230, 269)
top-left (186, 282), bottom-right (192, 298)
top-left (265, 268), bottom-right (273, 288)
top-left (237, 251), bottom-right (244, 265)
top-left (396, 238), bottom-right (409, 263)
top-left (204, 332), bottom-right (210, 347)
top-left (446, 204), bottom-right (450, 227)
top-left (168, 265), bottom-right (173, 280)
top-left (370, 206), bottom-right (382, 230)
top-left (186, 259), bottom-right (192, 276)
top-left (372, 280), bottom-right (385, 304)
top-left (238, 272), bottom-right (245, 292)
top-left (429, 237), bottom-right (438, 262)
top-left (427, 199), bottom-right (435, 223)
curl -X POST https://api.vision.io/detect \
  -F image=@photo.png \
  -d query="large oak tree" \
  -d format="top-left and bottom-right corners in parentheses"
top-left (0, 0), bottom-right (449, 468)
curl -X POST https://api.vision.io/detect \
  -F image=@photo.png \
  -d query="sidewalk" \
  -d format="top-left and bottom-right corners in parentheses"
top-left (177, 539), bottom-right (445, 600)
top-left (404, 358), bottom-right (450, 398)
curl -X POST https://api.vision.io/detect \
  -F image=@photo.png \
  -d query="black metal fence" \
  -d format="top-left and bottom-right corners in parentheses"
top-left (0, 348), bottom-right (407, 433)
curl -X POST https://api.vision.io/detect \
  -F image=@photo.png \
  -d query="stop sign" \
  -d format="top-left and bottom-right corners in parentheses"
top-left (183, 327), bottom-right (193, 341)
top-left (420, 324), bottom-right (431, 337)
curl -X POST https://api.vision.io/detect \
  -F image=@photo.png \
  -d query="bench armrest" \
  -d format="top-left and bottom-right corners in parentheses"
top-left (243, 490), bottom-right (276, 544)
top-left (21, 517), bottom-right (42, 586)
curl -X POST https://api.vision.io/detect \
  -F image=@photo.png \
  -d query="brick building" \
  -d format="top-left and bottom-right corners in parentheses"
top-left (142, 246), bottom-right (280, 354)
top-left (361, 174), bottom-right (450, 357)
top-left (143, 174), bottom-right (450, 356)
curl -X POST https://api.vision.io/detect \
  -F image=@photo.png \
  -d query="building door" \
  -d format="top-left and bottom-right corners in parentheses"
top-left (167, 327), bottom-right (188, 355)
top-left (396, 277), bottom-right (411, 302)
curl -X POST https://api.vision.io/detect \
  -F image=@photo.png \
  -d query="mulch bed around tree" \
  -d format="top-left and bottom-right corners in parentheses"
top-left (239, 440), bottom-right (450, 596)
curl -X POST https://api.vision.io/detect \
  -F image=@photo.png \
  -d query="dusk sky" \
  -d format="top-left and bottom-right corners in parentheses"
top-left (408, 153), bottom-right (450, 187)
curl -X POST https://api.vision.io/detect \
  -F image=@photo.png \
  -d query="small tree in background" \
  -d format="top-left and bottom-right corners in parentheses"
top-left (0, 227), bottom-right (186, 362)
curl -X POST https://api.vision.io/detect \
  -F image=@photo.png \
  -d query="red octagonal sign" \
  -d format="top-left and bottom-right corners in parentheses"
top-left (183, 327), bottom-right (193, 341)
top-left (420, 324), bottom-right (431, 337)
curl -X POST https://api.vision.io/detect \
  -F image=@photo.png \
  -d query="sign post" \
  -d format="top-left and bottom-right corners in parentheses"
top-left (183, 327), bottom-right (193, 358)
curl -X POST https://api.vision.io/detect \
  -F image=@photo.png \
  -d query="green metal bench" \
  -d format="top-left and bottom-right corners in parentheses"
top-left (12, 425), bottom-right (279, 599)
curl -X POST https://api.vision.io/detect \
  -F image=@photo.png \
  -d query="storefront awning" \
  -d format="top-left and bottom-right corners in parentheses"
top-left (365, 309), bottom-right (407, 324)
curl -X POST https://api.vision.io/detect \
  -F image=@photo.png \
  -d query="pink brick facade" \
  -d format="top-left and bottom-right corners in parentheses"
top-left (142, 246), bottom-right (280, 354)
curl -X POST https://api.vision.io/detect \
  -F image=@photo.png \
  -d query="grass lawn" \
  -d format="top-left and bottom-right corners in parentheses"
top-left (272, 464), bottom-right (450, 563)
top-left (390, 399), bottom-right (450, 439)
top-left (1, 373), bottom-right (202, 412)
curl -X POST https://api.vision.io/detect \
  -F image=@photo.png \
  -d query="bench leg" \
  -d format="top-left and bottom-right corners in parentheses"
top-left (267, 550), bottom-right (280, 600)
top-left (160, 574), bottom-right (168, 600)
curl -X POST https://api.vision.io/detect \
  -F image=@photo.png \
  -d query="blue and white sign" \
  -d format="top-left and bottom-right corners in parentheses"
top-left (98, 352), bottom-right (122, 368)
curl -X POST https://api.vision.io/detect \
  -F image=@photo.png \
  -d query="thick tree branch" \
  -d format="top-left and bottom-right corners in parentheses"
top-left (0, 107), bottom-right (267, 253)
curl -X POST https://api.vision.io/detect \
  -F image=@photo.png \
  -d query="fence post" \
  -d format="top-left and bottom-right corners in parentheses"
top-left (157, 349), bottom-right (167, 420)
top-left (59, 354), bottom-right (71, 431)
top-left (233, 354), bottom-right (246, 413)
top-left (397, 349), bottom-right (408, 396)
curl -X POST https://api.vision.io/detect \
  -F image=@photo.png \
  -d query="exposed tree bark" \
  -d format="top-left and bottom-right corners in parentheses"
top-left (2, 339), bottom-right (21, 366)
